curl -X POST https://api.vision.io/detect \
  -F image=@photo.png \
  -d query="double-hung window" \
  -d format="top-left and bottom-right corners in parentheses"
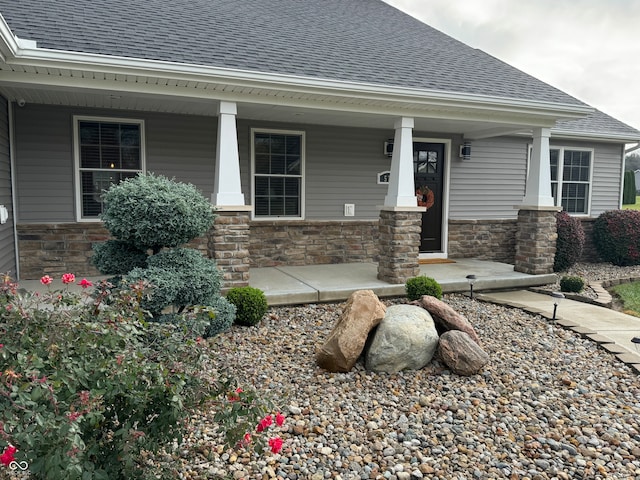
top-left (74, 117), bottom-right (144, 220)
top-left (252, 129), bottom-right (304, 218)
top-left (550, 147), bottom-right (592, 214)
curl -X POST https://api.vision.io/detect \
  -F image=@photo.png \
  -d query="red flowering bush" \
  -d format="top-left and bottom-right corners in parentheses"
top-left (0, 274), bottom-right (274, 479)
top-left (553, 211), bottom-right (585, 272)
top-left (593, 210), bottom-right (640, 266)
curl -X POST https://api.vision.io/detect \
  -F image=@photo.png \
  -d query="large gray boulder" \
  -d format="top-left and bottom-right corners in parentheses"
top-left (365, 304), bottom-right (439, 373)
top-left (316, 290), bottom-right (386, 372)
top-left (439, 330), bottom-right (489, 375)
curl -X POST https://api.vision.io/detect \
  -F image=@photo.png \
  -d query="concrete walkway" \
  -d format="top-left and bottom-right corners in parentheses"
top-left (251, 258), bottom-right (556, 305)
top-left (477, 289), bottom-right (640, 374)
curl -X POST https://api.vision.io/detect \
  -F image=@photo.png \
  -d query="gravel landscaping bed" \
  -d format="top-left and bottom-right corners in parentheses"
top-left (160, 265), bottom-right (640, 480)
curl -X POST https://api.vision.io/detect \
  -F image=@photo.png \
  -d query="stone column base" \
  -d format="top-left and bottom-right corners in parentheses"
top-left (209, 208), bottom-right (251, 293)
top-left (377, 207), bottom-right (423, 284)
top-left (514, 206), bottom-right (560, 275)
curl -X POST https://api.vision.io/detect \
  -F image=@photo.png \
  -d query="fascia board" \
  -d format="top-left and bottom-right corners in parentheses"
top-left (7, 45), bottom-right (594, 120)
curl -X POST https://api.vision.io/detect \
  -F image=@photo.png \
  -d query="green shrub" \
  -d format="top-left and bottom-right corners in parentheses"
top-left (92, 239), bottom-right (148, 275)
top-left (227, 287), bottom-right (268, 327)
top-left (0, 277), bottom-right (220, 479)
top-left (101, 173), bottom-right (215, 253)
top-left (560, 275), bottom-right (585, 293)
top-left (405, 275), bottom-right (443, 301)
top-left (205, 296), bottom-right (236, 337)
top-left (593, 210), bottom-right (640, 266)
top-left (126, 248), bottom-right (221, 317)
top-left (554, 211), bottom-right (585, 272)
top-left (623, 170), bottom-right (637, 205)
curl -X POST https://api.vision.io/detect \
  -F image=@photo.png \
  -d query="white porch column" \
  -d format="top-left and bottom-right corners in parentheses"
top-left (384, 117), bottom-right (417, 207)
top-left (212, 101), bottom-right (246, 206)
top-left (522, 127), bottom-right (555, 207)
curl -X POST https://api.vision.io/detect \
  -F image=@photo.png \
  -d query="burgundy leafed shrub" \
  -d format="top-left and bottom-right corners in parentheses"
top-left (553, 211), bottom-right (585, 272)
top-left (593, 210), bottom-right (640, 266)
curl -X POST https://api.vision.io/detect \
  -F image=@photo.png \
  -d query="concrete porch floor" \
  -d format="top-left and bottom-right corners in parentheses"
top-left (251, 258), bottom-right (557, 305)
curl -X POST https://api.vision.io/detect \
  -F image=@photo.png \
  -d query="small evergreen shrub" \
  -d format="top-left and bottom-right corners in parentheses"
top-left (593, 210), bottom-right (640, 266)
top-left (560, 275), bottom-right (585, 293)
top-left (405, 275), bottom-right (443, 301)
top-left (101, 173), bottom-right (215, 253)
top-left (227, 286), bottom-right (268, 327)
top-left (202, 296), bottom-right (237, 337)
top-left (92, 239), bottom-right (148, 275)
top-left (623, 170), bottom-right (637, 205)
top-left (553, 211), bottom-right (585, 272)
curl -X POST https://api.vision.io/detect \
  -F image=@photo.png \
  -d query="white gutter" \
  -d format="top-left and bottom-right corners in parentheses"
top-left (625, 143), bottom-right (640, 155)
top-left (551, 129), bottom-right (640, 144)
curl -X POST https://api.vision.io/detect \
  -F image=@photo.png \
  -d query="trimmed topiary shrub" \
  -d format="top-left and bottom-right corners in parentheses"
top-left (92, 174), bottom-right (224, 321)
top-left (227, 286), bottom-right (268, 327)
top-left (205, 296), bottom-right (237, 337)
top-left (101, 173), bottom-right (215, 253)
top-left (560, 275), bottom-right (585, 293)
top-left (593, 210), bottom-right (640, 266)
top-left (554, 211), bottom-right (585, 272)
top-left (92, 239), bottom-right (148, 275)
top-left (126, 248), bottom-right (221, 316)
top-left (405, 275), bottom-right (443, 301)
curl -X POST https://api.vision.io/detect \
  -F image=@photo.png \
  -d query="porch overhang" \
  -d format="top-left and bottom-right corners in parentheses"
top-left (0, 19), bottom-right (593, 136)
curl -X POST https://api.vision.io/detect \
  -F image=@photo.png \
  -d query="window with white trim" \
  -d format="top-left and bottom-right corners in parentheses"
top-left (252, 129), bottom-right (304, 218)
top-left (74, 117), bottom-right (144, 220)
top-left (550, 147), bottom-right (592, 214)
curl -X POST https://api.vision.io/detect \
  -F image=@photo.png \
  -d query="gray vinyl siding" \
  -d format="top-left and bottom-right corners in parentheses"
top-left (0, 96), bottom-right (16, 275)
top-left (14, 105), bottom-right (219, 222)
top-left (14, 105), bottom-right (75, 222)
top-left (238, 120), bottom-right (391, 220)
top-left (449, 137), bottom-right (528, 220)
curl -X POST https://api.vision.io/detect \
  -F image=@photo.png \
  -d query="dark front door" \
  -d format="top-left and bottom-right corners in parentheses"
top-left (414, 142), bottom-right (445, 252)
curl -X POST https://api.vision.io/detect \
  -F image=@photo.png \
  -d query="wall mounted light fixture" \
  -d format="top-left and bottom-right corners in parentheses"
top-left (383, 139), bottom-right (394, 157)
top-left (459, 141), bottom-right (471, 161)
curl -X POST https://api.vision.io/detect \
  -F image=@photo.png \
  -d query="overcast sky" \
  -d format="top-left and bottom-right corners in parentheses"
top-left (383, 0), bottom-right (640, 133)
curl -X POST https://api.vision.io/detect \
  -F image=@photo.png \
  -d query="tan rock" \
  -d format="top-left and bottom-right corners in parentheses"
top-left (438, 330), bottom-right (489, 376)
top-left (412, 295), bottom-right (481, 344)
top-left (316, 290), bottom-right (386, 372)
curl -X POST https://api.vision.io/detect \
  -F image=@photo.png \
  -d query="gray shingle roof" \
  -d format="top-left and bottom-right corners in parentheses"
top-left (0, 0), bottom-right (586, 106)
top-left (555, 109), bottom-right (640, 139)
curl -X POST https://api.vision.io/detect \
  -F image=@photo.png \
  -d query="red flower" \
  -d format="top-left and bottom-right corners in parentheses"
top-left (0, 445), bottom-right (16, 466)
top-left (268, 437), bottom-right (283, 454)
top-left (61, 273), bottom-right (75, 284)
top-left (227, 387), bottom-right (243, 402)
top-left (256, 415), bottom-right (273, 433)
top-left (275, 412), bottom-right (285, 427)
top-left (79, 278), bottom-right (93, 289)
top-left (40, 275), bottom-right (53, 286)
top-left (243, 433), bottom-right (252, 445)
top-left (67, 411), bottom-right (82, 422)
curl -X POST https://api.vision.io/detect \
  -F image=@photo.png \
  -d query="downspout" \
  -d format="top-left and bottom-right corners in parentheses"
top-left (8, 99), bottom-right (19, 279)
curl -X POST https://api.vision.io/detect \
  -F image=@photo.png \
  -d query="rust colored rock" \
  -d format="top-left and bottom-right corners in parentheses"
top-left (439, 330), bottom-right (489, 376)
top-left (316, 290), bottom-right (386, 372)
top-left (412, 295), bottom-right (481, 345)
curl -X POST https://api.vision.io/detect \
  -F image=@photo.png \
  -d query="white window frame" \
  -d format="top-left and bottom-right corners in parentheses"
top-left (73, 116), bottom-right (146, 222)
top-left (550, 146), bottom-right (594, 216)
top-left (250, 128), bottom-right (305, 220)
